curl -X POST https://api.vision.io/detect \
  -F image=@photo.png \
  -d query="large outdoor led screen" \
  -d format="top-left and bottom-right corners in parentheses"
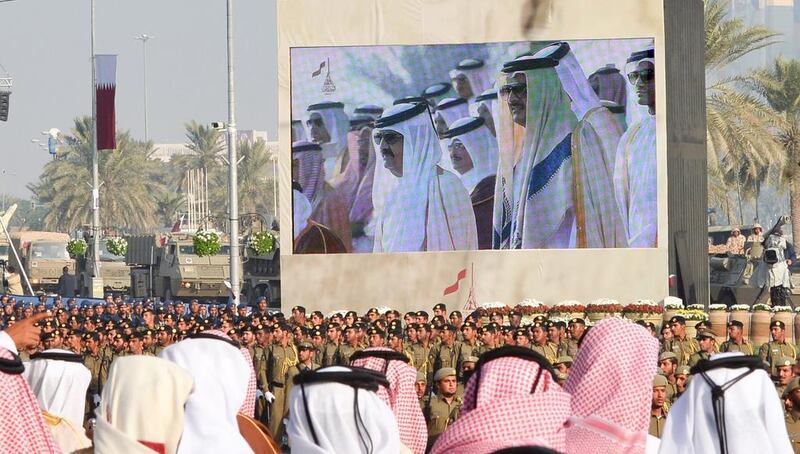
top-left (290, 38), bottom-right (656, 254)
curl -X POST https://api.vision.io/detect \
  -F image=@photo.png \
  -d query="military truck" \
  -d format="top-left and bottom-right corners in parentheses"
top-left (242, 244), bottom-right (281, 307)
top-left (125, 233), bottom-right (238, 302)
top-left (0, 204), bottom-right (18, 264)
top-left (75, 238), bottom-right (132, 296)
top-left (9, 231), bottom-right (74, 294)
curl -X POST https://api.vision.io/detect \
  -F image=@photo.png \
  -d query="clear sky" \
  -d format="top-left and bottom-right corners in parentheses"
top-left (0, 0), bottom-right (278, 198)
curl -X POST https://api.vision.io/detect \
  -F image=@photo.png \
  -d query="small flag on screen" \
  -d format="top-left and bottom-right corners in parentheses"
top-left (312, 61), bottom-right (326, 77)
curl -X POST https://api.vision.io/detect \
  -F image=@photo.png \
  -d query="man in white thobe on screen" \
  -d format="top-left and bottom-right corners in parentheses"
top-left (492, 41), bottom-right (626, 250)
top-left (306, 101), bottom-right (350, 184)
top-left (372, 102), bottom-right (478, 253)
top-left (614, 46), bottom-right (658, 248)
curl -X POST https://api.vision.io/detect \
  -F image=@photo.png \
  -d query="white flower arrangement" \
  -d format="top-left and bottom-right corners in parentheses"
top-left (478, 301), bottom-right (507, 309)
top-left (772, 306), bottom-right (794, 313)
top-left (708, 304), bottom-right (727, 311)
top-left (327, 309), bottom-right (348, 319)
top-left (588, 297), bottom-right (620, 306)
top-left (554, 300), bottom-right (584, 308)
top-left (106, 236), bottom-right (128, 256)
top-left (373, 306), bottom-right (393, 315)
top-left (193, 230), bottom-right (222, 257)
top-left (518, 298), bottom-right (545, 308)
top-left (729, 304), bottom-right (751, 311)
top-left (662, 296), bottom-right (684, 310)
top-left (633, 299), bottom-right (659, 306)
top-left (751, 303), bottom-right (772, 312)
top-left (687, 304), bottom-right (705, 311)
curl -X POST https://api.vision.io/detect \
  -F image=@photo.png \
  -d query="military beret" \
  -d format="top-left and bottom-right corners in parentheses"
top-left (432, 315), bottom-right (446, 325)
top-left (771, 320), bottom-right (787, 329)
top-left (553, 356), bottom-right (573, 366)
top-left (253, 324), bottom-right (266, 333)
top-left (675, 366), bottom-right (691, 376)
top-left (653, 374), bottom-right (669, 388)
top-left (659, 351), bottom-right (678, 362)
top-left (532, 315), bottom-right (546, 323)
top-left (507, 310), bottom-right (521, 318)
top-left (490, 311), bottom-right (502, 318)
top-left (669, 316), bottom-right (686, 325)
top-left (784, 377), bottom-right (800, 399)
top-left (569, 318), bottom-right (586, 326)
top-left (434, 367), bottom-right (457, 382)
top-left (311, 329), bottom-right (323, 338)
top-left (416, 372), bottom-right (427, 383)
top-left (130, 331), bottom-right (145, 340)
top-left (776, 356), bottom-right (797, 368)
top-left (433, 303), bottom-right (446, 311)
top-left (484, 323), bottom-right (500, 332)
top-left (695, 329), bottom-right (717, 340)
top-left (449, 311), bottom-right (462, 318)
top-left (461, 322), bottom-right (477, 331)
top-left (164, 327), bottom-right (178, 335)
top-left (367, 327), bottom-right (386, 337)
top-left (531, 322), bottom-right (546, 330)
top-left (727, 320), bottom-right (744, 329)
top-left (298, 341), bottom-right (314, 350)
top-left (514, 328), bottom-right (528, 338)
top-left (226, 328), bottom-right (239, 337)
top-left (695, 321), bottom-right (711, 330)
top-left (441, 324), bottom-right (457, 333)
top-left (40, 331), bottom-right (59, 341)
top-left (387, 330), bottom-right (403, 339)
top-left (242, 325), bottom-right (255, 333)
top-left (367, 307), bottom-right (379, 315)
top-left (83, 332), bottom-right (99, 341)
top-left (237, 303), bottom-right (248, 310)
top-left (416, 311), bottom-right (429, 318)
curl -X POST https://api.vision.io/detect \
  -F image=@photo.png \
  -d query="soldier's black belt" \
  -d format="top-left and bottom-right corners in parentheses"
top-left (270, 381), bottom-right (285, 388)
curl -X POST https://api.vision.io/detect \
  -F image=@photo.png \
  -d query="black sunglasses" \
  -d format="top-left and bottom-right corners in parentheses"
top-left (628, 68), bottom-right (655, 84)
top-left (499, 82), bottom-right (527, 97)
top-left (373, 130), bottom-right (403, 145)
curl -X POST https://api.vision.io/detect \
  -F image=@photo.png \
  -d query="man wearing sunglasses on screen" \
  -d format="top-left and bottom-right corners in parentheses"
top-left (613, 45), bottom-right (658, 248)
top-left (492, 41), bottom-right (627, 250)
top-left (370, 102), bottom-right (478, 253)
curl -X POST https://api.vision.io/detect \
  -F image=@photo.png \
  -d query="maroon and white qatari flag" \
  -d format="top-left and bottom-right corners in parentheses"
top-left (95, 54), bottom-right (117, 150)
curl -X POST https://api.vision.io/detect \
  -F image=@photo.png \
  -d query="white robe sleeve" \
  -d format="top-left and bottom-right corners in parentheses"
top-left (0, 330), bottom-right (17, 354)
top-left (426, 171), bottom-right (478, 251)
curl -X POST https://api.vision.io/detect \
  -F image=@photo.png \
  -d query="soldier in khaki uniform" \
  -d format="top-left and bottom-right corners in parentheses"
top-left (425, 367), bottom-right (461, 451)
top-left (416, 371), bottom-right (428, 411)
top-left (776, 356), bottom-right (797, 397)
top-left (658, 351), bottom-right (679, 404)
top-left (412, 324), bottom-right (434, 384)
top-left (720, 320), bottom-right (755, 355)
top-left (664, 316), bottom-right (700, 366)
top-left (649, 374), bottom-right (669, 438)
top-left (336, 325), bottom-right (362, 365)
top-left (429, 324), bottom-right (461, 376)
top-left (688, 329), bottom-right (718, 367)
top-left (456, 355), bottom-right (478, 398)
top-left (479, 323), bottom-right (500, 353)
top-left (322, 323), bottom-right (341, 367)
top-left (760, 320), bottom-right (798, 377)
top-left (310, 327), bottom-right (325, 366)
top-left (82, 332), bottom-right (108, 423)
top-left (675, 365), bottom-right (691, 399)
top-left (565, 318), bottom-right (586, 358)
top-left (268, 323), bottom-right (298, 442)
top-left (285, 341), bottom-right (320, 403)
top-left (784, 377), bottom-right (800, 454)
top-left (458, 322), bottom-right (482, 361)
top-left (529, 322), bottom-right (559, 363)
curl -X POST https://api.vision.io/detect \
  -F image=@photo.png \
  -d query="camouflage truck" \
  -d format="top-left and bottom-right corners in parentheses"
top-left (125, 233), bottom-right (238, 302)
top-left (75, 238), bottom-right (131, 296)
top-left (242, 244), bottom-right (281, 308)
top-left (9, 231), bottom-right (74, 294)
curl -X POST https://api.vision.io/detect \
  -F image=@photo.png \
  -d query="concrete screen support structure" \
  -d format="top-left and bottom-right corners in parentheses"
top-left (276, 0), bottom-right (707, 314)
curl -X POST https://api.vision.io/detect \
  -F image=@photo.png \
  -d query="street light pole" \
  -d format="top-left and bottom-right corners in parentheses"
top-left (90, 0), bottom-right (101, 294)
top-left (134, 34), bottom-right (153, 141)
top-left (226, 0), bottom-right (240, 303)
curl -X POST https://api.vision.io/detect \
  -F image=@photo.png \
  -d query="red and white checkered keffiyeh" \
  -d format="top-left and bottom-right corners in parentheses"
top-left (203, 330), bottom-right (257, 417)
top-left (0, 346), bottom-right (61, 453)
top-left (564, 317), bottom-right (659, 454)
top-left (430, 353), bottom-right (571, 454)
top-left (352, 347), bottom-right (427, 454)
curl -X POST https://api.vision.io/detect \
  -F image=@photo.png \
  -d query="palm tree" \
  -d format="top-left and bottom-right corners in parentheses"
top-left (184, 120), bottom-right (224, 170)
top-left (27, 116), bottom-right (165, 233)
top-left (237, 138), bottom-right (277, 218)
top-left (704, 0), bottom-right (784, 225)
top-left (746, 57), bottom-right (800, 239)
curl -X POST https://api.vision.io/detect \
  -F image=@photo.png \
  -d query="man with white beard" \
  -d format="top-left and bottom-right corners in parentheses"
top-left (372, 102), bottom-right (478, 252)
top-left (442, 116), bottom-right (499, 249)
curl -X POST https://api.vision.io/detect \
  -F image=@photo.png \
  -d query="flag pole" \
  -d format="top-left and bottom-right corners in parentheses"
top-left (90, 0), bottom-right (102, 296)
